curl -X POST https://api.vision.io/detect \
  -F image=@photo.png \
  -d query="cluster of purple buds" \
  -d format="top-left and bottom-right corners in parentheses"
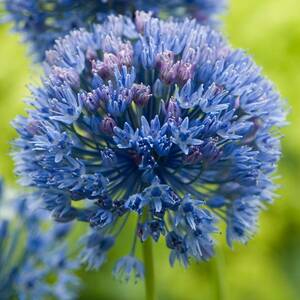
top-left (156, 50), bottom-right (194, 86)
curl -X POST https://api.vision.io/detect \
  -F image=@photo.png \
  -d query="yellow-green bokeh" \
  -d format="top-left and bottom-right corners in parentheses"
top-left (0, 0), bottom-right (299, 299)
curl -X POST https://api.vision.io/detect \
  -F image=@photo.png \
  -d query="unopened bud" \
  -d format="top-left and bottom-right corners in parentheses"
top-left (117, 43), bottom-right (133, 67)
top-left (166, 97), bottom-right (181, 121)
top-left (98, 86), bottom-right (111, 102)
top-left (120, 88), bottom-right (133, 104)
top-left (86, 47), bottom-right (98, 61)
top-left (80, 89), bottom-right (101, 112)
top-left (135, 11), bottom-right (152, 33)
top-left (100, 116), bottom-right (116, 135)
top-left (183, 146), bottom-right (203, 165)
top-left (45, 49), bottom-right (59, 65)
top-left (27, 120), bottom-right (41, 136)
top-left (92, 53), bottom-right (119, 80)
top-left (176, 62), bottom-right (193, 85)
top-left (132, 84), bottom-right (152, 106)
top-left (155, 51), bottom-right (174, 72)
top-left (160, 62), bottom-right (179, 85)
top-left (50, 66), bottom-right (80, 89)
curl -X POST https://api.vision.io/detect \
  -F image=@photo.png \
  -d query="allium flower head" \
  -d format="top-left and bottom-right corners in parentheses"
top-left (0, 179), bottom-right (79, 299)
top-left (14, 14), bottom-right (286, 276)
top-left (1, 0), bottom-right (227, 61)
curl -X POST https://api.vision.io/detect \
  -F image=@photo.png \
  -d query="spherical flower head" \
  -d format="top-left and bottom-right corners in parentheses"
top-left (14, 14), bottom-right (286, 274)
top-left (2, 0), bottom-right (227, 61)
top-left (0, 179), bottom-right (79, 299)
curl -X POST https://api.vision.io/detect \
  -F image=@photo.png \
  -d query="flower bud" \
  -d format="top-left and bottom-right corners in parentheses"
top-left (45, 49), bottom-right (59, 65)
top-left (101, 86), bottom-right (112, 102)
top-left (176, 62), bottom-right (193, 85)
top-left (155, 51), bottom-right (174, 72)
top-left (86, 47), bottom-right (98, 61)
top-left (217, 46), bottom-right (231, 58)
top-left (166, 97), bottom-right (181, 121)
top-left (160, 63), bottom-right (179, 85)
top-left (135, 11), bottom-right (152, 33)
top-left (27, 120), bottom-right (41, 136)
top-left (50, 66), bottom-right (80, 89)
top-left (92, 53), bottom-right (119, 80)
top-left (120, 88), bottom-right (133, 104)
top-left (80, 89), bottom-right (101, 112)
top-left (100, 116), bottom-right (116, 135)
top-left (183, 146), bottom-right (203, 165)
top-left (117, 43), bottom-right (133, 67)
top-left (132, 84), bottom-right (152, 106)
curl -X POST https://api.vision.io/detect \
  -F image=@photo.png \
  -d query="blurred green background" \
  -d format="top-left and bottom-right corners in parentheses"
top-left (1, 0), bottom-right (300, 299)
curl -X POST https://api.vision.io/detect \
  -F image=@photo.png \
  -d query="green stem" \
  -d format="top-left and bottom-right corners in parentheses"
top-left (214, 245), bottom-right (227, 300)
top-left (142, 238), bottom-right (155, 300)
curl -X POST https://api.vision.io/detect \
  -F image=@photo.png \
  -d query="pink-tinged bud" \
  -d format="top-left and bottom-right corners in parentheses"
top-left (243, 117), bottom-right (263, 144)
top-left (50, 66), bottom-right (80, 89)
top-left (27, 120), bottom-right (41, 136)
top-left (234, 96), bottom-right (240, 109)
top-left (86, 47), bottom-right (98, 61)
top-left (92, 53), bottom-right (119, 80)
top-left (132, 84), bottom-right (152, 106)
top-left (183, 146), bottom-right (203, 165)
top-left (176, 62), bottom-right (193, 85)
top-left (135, 11), bottom-right (152, 33)
top-left (92, 60), bottom-right (109, 80)
top-left (103, 52), bottom-right (119, 67)
top-left (160, 62), bottom-right (179, 85)
top-left (214, 84), bottom-right (224, 94)
top-left (155, 51), bottom-right (174, 72)
top-left (100, 116), bottom-right (116, 135)
top-left (217, 46), bottom-right (231, 59)
top-left (120, 88), bottom-right (133, 104)
top-left (98, 86), bottom-right (110, 103)
top-left (45, 49), bottom-right (59, 65)
top-left (166, 97), bottom-right (181, 120)
top-left (80, 90), bottom-right (101, 112)
top-left (117, 43), bottom-right (133, 67)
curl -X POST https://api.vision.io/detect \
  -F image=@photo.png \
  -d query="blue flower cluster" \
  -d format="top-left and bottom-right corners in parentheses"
top-left (1, 0), bottom-right (226, 61)
top-left (0, 179), bottom-right (79, 299)
top-left (13, 14), bottom-right (285, 278)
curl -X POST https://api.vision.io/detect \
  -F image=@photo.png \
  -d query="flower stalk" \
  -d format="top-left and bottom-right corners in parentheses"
top-left (142, 236), bottom-right (155, 300)
top-left (214, 246), bottom-right (227, 300)
top-left (141, 208), bottom-right (155, 300)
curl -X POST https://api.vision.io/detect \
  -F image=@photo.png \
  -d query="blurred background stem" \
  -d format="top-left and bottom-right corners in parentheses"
top-left (214, 245), bottom-right (227, 300)
top-left (142, 238), bottom-right (155, 300)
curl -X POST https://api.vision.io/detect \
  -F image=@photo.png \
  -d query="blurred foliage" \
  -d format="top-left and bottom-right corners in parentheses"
top-left (0, 0), bottom-right (300, 299)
